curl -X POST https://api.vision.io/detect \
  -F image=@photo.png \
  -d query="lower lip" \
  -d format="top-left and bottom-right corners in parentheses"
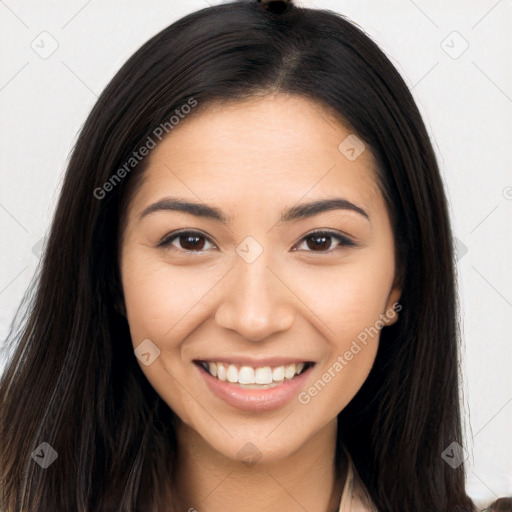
top-left (195, 363), bottom-right (314, 413)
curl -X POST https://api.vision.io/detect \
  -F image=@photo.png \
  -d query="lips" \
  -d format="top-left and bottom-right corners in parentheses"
top-left (195, 359), bottom-right (315, 412)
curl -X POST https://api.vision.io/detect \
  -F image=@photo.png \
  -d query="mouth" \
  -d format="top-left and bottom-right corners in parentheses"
top-left (194, 360), bottom-right (315, 389)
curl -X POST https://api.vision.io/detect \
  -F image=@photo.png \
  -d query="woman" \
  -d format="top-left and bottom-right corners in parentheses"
top-left (0, 0), bottom-right (504, 510)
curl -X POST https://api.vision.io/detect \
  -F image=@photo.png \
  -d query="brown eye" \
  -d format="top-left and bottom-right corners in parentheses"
top-left (159, 231), bottom-right (216, 253)
top-left (295, 230), bottom-right (356, 253)
top-left (306, 233), bottom-right (331, 251)
top-left (178, 234), bottom-right (205, 251)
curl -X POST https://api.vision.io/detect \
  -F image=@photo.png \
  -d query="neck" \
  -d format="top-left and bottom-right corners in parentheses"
top-left (172, 419), bottom-right (346, 512)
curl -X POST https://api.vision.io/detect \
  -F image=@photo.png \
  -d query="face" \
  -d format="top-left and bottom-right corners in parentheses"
top-left (120, 94), bottom-right (401, 465)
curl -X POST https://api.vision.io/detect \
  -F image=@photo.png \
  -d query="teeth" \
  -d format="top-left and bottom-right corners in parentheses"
top-left (217, 363), bottom-right (227, 381)
top-left (239, 366), bottom-right (255, 384)
top-left (254, 366), bottom-right (273, 384)
top-left (272, 365), bottom-right (285, 382)
top-left (284, 364), bottom-right (296, 380)
top-left (202, 361), bottom-right (309, 385)
top-left (227, 364), bottom-right (238, 383)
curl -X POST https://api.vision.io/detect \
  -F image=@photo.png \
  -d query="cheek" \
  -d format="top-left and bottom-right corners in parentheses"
top-left (291, 257), bottom-right (394, 340)
top-left (120, 252), bottom-right (218, 425)
top-left (290, 258), bottom-right (393, 406)
top-left (295, 280), bottom-right (384, 415)
top-left (121, 251), bottom-right (223, 345)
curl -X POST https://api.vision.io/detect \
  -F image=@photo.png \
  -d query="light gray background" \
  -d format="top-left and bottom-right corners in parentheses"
top-left (0, 0), bottom-right (511, 507)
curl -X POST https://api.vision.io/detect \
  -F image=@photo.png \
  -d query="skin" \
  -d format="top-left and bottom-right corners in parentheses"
top-left (120, 93), bottom-right (401, 511)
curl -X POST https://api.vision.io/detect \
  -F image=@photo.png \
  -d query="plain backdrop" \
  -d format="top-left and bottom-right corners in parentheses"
top-left (0, 0), bottom-right (511, 507)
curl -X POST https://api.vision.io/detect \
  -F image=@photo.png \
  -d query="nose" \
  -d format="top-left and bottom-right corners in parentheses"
top-left (214, 252), bottom-right (295, 343)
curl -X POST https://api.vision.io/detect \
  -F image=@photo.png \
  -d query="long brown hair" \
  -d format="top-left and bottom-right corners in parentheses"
top-left (1, 1), bottom-right (478, 510)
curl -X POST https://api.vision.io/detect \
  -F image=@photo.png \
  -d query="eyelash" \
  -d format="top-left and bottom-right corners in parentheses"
top-left (157, 229), bottom-right (356, 254)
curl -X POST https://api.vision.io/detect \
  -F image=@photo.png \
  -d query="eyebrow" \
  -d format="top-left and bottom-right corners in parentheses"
top-left (138, 196), bottom-right (370, 224)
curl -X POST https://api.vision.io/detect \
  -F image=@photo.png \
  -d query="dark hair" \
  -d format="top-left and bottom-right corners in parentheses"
top-left (0, 1), bottom-right (479, 510)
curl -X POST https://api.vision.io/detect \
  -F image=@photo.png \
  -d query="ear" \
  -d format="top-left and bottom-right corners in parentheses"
top-left (383, 275), bottom-right (402, 327)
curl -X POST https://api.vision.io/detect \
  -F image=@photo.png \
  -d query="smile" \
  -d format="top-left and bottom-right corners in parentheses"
top-left (197, 361), bottom-right (314, 389)
top-left (195, 358), bottom-right (316, 412)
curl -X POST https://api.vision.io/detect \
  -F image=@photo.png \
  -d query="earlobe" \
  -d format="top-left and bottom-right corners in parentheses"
top-left (384, 300), bottom-right (401, 326)
top-left (384, 282), bottom-right (402, 326)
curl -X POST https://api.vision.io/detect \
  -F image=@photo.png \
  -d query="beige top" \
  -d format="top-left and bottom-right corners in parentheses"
top-left (338, 451), bottom-right (377, 512)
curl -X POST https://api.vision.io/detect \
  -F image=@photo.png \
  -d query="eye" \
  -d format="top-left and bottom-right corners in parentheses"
top-left (158, 229), bottom-right (356, 254)
top-left (293, 230), bottom-right (356, 253)
top-left (158, 230), bottom-right (216, 253)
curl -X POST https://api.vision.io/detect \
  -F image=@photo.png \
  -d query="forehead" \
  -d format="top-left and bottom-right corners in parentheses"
top-left (129, 94), bottom-right (382, 216)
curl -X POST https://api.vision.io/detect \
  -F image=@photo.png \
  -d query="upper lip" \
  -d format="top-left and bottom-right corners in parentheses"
top-left (194, 356), bottom-right (315, 367)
